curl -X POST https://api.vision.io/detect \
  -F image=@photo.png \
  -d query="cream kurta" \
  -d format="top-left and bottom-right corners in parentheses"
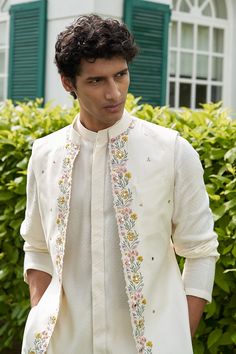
top-left (21, 111), bottom-right (219, 354)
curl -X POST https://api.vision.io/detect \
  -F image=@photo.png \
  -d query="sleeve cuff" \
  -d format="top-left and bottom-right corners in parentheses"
top-left (185, 288), bottom-right (212, 303)
top-left (24, 251), bottom-right (53, 283)
top-left (182, 256), bottom-right (216, 303)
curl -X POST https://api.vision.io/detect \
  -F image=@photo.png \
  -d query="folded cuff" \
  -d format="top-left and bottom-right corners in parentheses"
top-left (185, 287), bottom-right (212, 303)
top-left (24, 251), bottom-right (53, 283)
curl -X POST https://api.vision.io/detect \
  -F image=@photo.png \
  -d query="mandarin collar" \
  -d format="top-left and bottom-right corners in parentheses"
top-left (69, 109), bottom-right (133, 145)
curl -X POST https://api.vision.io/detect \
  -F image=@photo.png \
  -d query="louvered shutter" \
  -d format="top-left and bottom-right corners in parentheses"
top-left (124, 0), bottom-right (170, 106)
top-left (8, 0), bottom-right (47, 101)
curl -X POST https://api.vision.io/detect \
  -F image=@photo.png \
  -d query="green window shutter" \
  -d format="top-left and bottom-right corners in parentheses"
top-left (8, 0), bottom-right (47, 102)
top-left (124, 0), bottom-right (170, 106)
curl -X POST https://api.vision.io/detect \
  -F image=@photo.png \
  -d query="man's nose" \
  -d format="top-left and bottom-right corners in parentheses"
top-left (105, 80), bottom-right (121, 101)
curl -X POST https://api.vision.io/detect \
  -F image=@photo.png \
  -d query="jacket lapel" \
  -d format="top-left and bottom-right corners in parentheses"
top-left (55, 129), bottom-right (80, 282)
top-left (109, 120), bottom-right (153, 354)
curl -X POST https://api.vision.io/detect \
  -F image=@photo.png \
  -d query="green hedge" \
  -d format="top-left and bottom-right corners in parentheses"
top-left (0, 96), bottom-right (236, 353)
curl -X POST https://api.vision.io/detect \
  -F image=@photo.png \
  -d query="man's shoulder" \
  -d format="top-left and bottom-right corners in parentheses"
top-left (32, 124), bottom-right (71, 158)
top-left (132, 115), bottom-right (179, 141)
top-left (34, 125), bottom-right (70, 147)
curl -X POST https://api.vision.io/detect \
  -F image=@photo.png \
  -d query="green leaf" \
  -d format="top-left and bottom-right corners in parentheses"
top-left (224, 268), bottom-right (236, 274)
top-left (0, 267), bottom-right (10, 281)
top-left (224, 147), bottom-right (236, 163)
top-left (193, 340), bottom-right (205, 354)
top-left (207, 329), bottom-right (222, 348)
top-left (221, 244), bottom-right (233, 255)
top-left (9, 249), bottom-right (19, 264)
top-left (0, 190), bottom-right (15, 201)
top-left (215, 265), bottom-right (230, 293)
top-left (232, 245), bottom-right (236, 258)
top-left (15, 197), bottom-right (26, 214)
top-left (209, 148), bottom-right (225, 160)
top-left (219, 332), bottom-right (234, 345)
top-left (16, 157), bottom-right (29, 169)
top-left (224, 198), bottom-right (236, 212)
top-left (212, 205), bottom-right (226, 221)
top-left (0, 138), bottom-right (16, 146)
top-left (231, 333), bottom-right (236, 345)
top-left (205, 300), bottom-right (216, 319)
top-left (9, 218), bottom-right (22, 231)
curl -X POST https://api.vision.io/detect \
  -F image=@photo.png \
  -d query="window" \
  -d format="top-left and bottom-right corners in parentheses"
top-left (124, 0), bottom-right (171, 106)
top-left (168, 0), bottom-right (228, 108)
top-left (8, 0), bottom-right (47, 102)
top-left (0, 17), bottom-right (9, 101)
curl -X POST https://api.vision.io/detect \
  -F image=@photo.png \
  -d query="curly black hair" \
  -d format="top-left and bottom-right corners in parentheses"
top-left (54, 14), bottom-right (138, 84)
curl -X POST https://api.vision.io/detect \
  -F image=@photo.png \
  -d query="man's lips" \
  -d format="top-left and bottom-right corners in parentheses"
top-left (104, 101), bottom-right (124, 112)
top-left (104, 101), bottom-right (123, 109)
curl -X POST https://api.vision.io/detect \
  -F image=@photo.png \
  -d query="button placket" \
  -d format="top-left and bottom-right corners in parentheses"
top-left (91, 134), bottom-right (107, 353)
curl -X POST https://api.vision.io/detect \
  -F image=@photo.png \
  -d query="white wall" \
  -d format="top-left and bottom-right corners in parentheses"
top-left (229, 0), bottom-right (236, 115)
top-left (47, 0), bottom-right (95, 21)
top-left (45, 18), bottom-right (72, 106)
top-left (45, 0), bottom-right (125, 106)
top-left (95, 0), bottom-right (123, 19)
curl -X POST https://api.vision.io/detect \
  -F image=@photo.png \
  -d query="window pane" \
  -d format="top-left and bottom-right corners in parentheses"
top-left (171, 22), bottom-right (177, 47)
top-left (211, 86), bottom-right (222, 102)
top-left (180, 53), bottom-right (193, 78)
top-left (202, 3), bottom-right (212, 17)
top-left (0, 51), bottom-right (6, 74)
top-left (169, 82), bottom-right (175, 107)
top-left (197, 54), bottom-right (208, 79)
top-left (212, 57), bottom-right (223, 81)
top-left (0, 77), bottom-right (4, 101)
top-left (213, 28), bottom-right (224, 53)
top-left (0, 22), bottom-right (7, 46)
top-left (181, 23), bottom-right (194, 49)
top-left (169, 51), bottom-right (177, 77)
top-left (214, 0), bottom-right (227, 19)
top-left (172, 0), bottom-right (178, 10)
top-left (180, 83), bottom-right (191, 107)
top-left (196, 84), bottom-right (207, 108)
top-left (198, 26), bottom-right (209, 51)
top-left (180, 0), bottom-right (191, 13)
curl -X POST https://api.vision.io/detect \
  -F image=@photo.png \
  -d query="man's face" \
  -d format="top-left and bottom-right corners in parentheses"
top-left (63, 57), bottom-right (130, 132)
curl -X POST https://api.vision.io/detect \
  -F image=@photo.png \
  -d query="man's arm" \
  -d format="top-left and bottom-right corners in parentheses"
top-left (171, 137), bottom-right (219, 335)
top-left (27, 269), bottom-right (52, 307)
top-left (187, 295), bottom-right (206, 337)
top-left (21, 151), bottom-right (53, 307)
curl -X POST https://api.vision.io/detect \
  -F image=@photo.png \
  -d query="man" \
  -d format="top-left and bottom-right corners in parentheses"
top-left (21, 15), bottom-right (219, 354)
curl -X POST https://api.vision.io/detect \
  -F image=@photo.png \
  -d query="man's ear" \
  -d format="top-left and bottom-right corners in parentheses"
top-left (60, 75), bottom-right (75, 93)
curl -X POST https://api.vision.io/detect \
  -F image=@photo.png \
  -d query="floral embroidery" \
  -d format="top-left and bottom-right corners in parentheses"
top-left (28, 315), bottom-right (57, 354)
top-left (109, 121), bottom-right (153, 354)
top-left (55, 138), bottom-right (80, 282)
top-left (27, 133), bottom-right (80, 354)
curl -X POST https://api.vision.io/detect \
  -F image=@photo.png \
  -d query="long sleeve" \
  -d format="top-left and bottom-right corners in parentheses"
top-left (172, 136), bottom-right (219, 302)
top-left (20, 146), bottom-right (53, 283)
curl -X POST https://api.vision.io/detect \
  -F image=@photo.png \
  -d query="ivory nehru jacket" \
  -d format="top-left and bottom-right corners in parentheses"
top-left (21, 111), bottom-right (219, 354)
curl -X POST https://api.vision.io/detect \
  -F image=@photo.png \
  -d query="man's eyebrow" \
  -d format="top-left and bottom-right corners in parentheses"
top-left (86, 75), bottom-right (104, 81)
top-left (116, 68), bottom-right (129, 75)
top-left (85, 67), bottom-right (129, 81)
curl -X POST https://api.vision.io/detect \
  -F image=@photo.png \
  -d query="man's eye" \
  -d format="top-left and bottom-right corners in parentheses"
top-left (116, 72), bottom-right (127, 78)
top-left (89, 78), bottom-right (101, 84)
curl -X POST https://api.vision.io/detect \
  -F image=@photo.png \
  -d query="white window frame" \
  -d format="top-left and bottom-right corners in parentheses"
top-left (168, 0), bottom-right (230, 109)
top-left (0, 12), bottom-right (9, 101)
